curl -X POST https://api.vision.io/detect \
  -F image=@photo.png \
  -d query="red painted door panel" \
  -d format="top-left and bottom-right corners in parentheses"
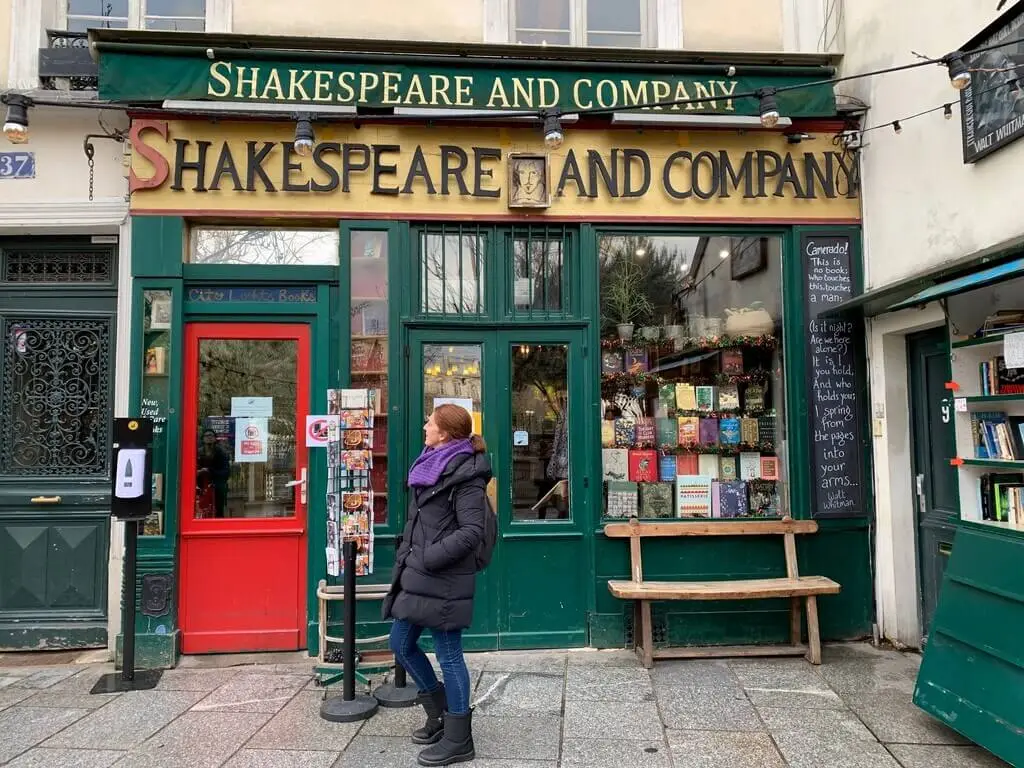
top-left (179, 323), bottom-right (310, 654)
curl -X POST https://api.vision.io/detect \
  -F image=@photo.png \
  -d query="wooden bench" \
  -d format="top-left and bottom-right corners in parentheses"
top-left (605, 517), bottom-right (840, 668)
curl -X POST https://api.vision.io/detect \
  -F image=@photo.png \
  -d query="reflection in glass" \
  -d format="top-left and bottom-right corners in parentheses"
top-left (587, 0), bottom-right (642, 46)
top-left (142, 290), bottom-right (171, 536)
top-left (515, 0), bottom-right (570, 44)
top-left (420, 232), bottom-right (486, 315)
top-left (194, 339), bottom-right (298, 519)
top-left (513, 238), bottom-right (563, 312)
top-left (422, 345), bottom-right (483, 428)
top-left (511, 344), bottom-right (570, 521)
top-left (189, 228), bottom-right (339, 265)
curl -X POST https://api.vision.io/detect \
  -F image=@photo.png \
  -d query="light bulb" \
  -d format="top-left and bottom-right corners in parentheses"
top-left (293, 115), bottom-right (315, 157)
top-left (757, 88), bottom-right (781, 129)
top-left (542, 112), bottom-right (563, 149)
top-left (944, 103), bottom-right (953, 120)
top-left (945, 52), bottom-right (971, 91)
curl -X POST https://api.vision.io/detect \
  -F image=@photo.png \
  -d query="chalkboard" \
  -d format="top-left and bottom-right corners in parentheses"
top-left (803, 234), bottom-right (865, 517)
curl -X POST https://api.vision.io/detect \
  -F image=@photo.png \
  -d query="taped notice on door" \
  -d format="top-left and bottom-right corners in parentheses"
top-left (235, 417), bottom-right (268, 462)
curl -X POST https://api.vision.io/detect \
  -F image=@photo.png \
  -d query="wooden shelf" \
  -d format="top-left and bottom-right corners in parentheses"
top-left (960, 458), bottom-right (1024, 468)
top-left (961, 517), bottom-right (1024, 532)
top-left (952, 334), bottom-right (1016, 349)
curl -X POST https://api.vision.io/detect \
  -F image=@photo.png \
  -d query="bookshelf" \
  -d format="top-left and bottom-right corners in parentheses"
top-left (951, 333), bottom-right (1024, 531)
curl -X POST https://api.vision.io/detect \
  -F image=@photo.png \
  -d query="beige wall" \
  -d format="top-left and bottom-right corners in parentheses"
top-left (0, 0), bottom-right (12, 86)
top-left (683, 0), bottom-right (784, 51)
top-left (233, 0), bottom-right (484, 42)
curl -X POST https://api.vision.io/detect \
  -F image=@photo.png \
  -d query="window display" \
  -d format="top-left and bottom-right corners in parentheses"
top-left (598, 234), bottom-right (787, 520)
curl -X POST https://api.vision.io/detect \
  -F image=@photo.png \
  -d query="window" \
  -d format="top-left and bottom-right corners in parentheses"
top-left (66, 0), bottom-right (205, 32)
top-left (513, 0), bottom-right (650, 47)
top-left (188, 228), bottom-right (339, 266)
top-left (597, 234), bottom-right (788, 521)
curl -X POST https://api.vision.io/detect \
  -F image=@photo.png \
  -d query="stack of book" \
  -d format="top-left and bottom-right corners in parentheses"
top-left (979, 355), bottom-right (1024, 396)
top-left (970, 411), bottom-right (1024, 460)
top-left (978, 472), bottom-right (1024, 524)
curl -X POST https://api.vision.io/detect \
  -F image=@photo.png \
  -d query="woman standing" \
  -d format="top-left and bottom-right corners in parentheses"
top-left (384, 404), bottom-right (491, 767)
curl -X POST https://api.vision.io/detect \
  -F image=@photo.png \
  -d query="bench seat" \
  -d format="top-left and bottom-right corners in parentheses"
top-left (608, 576), bottom-right (840, 601)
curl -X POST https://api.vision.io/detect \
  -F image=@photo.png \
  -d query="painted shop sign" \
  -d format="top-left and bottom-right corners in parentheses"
top-left (128, 121), bottom-right (861, 222)
top-left (99, 52), bottom-right (836, 117)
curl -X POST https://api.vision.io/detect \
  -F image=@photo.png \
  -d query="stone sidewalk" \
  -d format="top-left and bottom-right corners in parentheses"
top-left (0, 642), bottom-right (1011, 768)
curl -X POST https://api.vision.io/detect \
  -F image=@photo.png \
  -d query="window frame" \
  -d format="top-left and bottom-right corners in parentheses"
top-left (62, 0), bottom-right (209, 32)
top-left (509, 0), bottom-right (656, 48)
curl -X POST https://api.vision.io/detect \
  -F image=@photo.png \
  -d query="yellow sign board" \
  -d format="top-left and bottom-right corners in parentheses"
top-left (128, 120), bottom-right (860, 222)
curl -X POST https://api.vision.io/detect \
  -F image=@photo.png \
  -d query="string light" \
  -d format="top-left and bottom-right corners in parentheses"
top-left (892, 120), bottom-right (902, 134)
top-left (943, 51), bottom-right (972, 90)
top-left (757, 88), bottom-right (780, 128)
top-left (943, 103), bottom-right (953, 120)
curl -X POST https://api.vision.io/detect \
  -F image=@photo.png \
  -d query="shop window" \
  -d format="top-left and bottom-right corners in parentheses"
top-left (188, 228), bottom-right (339, 266)
top-left (141, 290), bottom-right (171, 536)
top-left (350, 230), bottom-right (390, 525)
top-left (419, 227), bottom-right (487, 316)
top-left (598, 234), bottom-right (788, 521)
top-left (513, 0), bottom-right (650, 47)
top-left (509, 228), bottom-right (569, 317)
top-left (66, 0), bottom-right (206, 31)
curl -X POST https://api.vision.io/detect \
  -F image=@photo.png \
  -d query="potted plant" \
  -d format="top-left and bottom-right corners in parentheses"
top-left (604, 259), bottom-right (654, 341)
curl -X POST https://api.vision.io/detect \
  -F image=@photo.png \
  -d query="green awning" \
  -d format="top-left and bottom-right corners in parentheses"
top-left (888, 256), bottom-right (1024, 311)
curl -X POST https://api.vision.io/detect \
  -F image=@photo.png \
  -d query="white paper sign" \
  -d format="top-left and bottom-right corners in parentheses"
top-left (433, 397), bottom-right (474, 415)
top-left (513, 430), bottom-right (529, 446)
top-left (231, 396), bottom-right (273, 418)
top-left (1004, 332), bottom-right (1024, 369)
top-left (954, 397), bottom-right (967, 413)
top-left (306, 414), bottom-right (340, 448)
top-left (115, 449), bottom-right (146, 499)
top-left (235, 417), bottom-right (269, 462)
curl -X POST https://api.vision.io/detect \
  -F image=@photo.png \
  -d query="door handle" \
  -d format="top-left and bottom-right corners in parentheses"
top-left (285, 468), bottom-right (308, 504)
top-left (30, 495), bottom-right (62, 504)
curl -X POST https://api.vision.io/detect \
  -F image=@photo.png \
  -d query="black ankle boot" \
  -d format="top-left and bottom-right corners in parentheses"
top-left (411, 685), bottom-right (446, 745)
top-left (417, 709), bottom-right (475, 766)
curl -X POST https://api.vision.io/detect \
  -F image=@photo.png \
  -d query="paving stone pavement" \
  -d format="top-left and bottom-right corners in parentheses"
top-left (0, 643), bottom-right (1012, 768)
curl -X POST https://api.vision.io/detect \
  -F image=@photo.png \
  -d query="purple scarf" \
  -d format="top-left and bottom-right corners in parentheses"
top-left (407, 439), bottom-right (475, 487)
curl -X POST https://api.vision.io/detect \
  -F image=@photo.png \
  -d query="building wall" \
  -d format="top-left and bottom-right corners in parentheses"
top-left (0, 0), bottom-right (11, 86)
top-left (683, 0), bottom-right (784, 51)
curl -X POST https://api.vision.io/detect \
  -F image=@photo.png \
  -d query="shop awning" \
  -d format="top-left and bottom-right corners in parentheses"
top-left (886, 255), bottom-right (1024, 311)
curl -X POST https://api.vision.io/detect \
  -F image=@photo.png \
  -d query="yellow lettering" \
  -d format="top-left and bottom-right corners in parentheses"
top-left (207, 61), bottom-right (232, 97)
top-left (621, 80), bottom-right (648, 108)
top-left (596, 79), bottom-right (617, 109)
top-left (716, 80), bottom-right (738, 111)
top-left (538, 77), bottom-right (559, 108)
top-left (260, 68), bottom-right (284, 101)
top-left (337, 71), bottom-right (356, 103)
top-left (454, 75), bottom-right (473, 106)
top-left (382, 71), bottom-right (402, 105)
top-left (288, 68), bottom-right (312, 101)
top-left (487, 78), bottom-right (511, 108)
top-left (649, 80), bottom-right (670, 111)
top-left (512, 77), bottom-right (534, 108)
top-left (430, 74), bottom-right (453, 106)
top-left (313, 70), bottom-right (333, 102)
top-left (572, 78), bottom-right (593, 109)
top-left (693, 82), bottom-right (716, 111)
top-left (234, 66), bottom-right (259, 100)
top-left (359, 71), bottom-right (380, 103)
top-left (670, 81), bottom-right (690, 111)
top-left (405, 74), bottom-right (428, 105)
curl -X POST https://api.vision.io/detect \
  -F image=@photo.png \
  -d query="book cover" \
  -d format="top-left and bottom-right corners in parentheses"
top-left (695, 386), bottom-right (716, 412)
top-left (676, 474), bottom-right (713, 518)
top-left (718, 481), bottom-right (749, 518)
top-left (675, 383), bottom-right (697, 411)
top-left (628, 450), bottom-right (659, 482)
top-left (719, 418), bottom-right (741, 445)
top-left (739, 452), bottom-right (761, 480)
top-left (602, 449), bottom-right (629, 481)
top-left (640, 482), bottom-right (675, 518)
top-left (745, 384), bottom-right (766, 412)
top-left (757, 411), bottom-right (777, 442)
top-left (711, 480), bottom-right (722, 517)
top-left (720, 455), bottom-right (738, 480)
top-left (659, 454), bottom-right (678, 482)
top-left (677, 417), bottom-right (699, 445)
top-left (606, 481), bottom-right (638, 518)
top-left (720, 349), bottom-right (744, 375)
top-left (1009, 416), bottom-right (1024, 459)
top-left (760, 455), bottom-right (780, 480)
top-left (601, 420), bottom-right (615, 448)
top-left (676, 453), bottom-right (699, 475)
top-left (144, 346), bottom-right (167, 375)
top-left (698, 453), bottom-right (720, 478)
top-left (740, 418), bottom-right (760, 445)
top-left (635, 418), bottom-right (657, 447)
top-left (658, 384), bottom-right (677, 417)
top-left (997, 356), bottom-right (1024, 394)
top-left (717, 385), bottom-right (741, 411)
top-left (601, 350), bottom-right (624, 374)
top-left (699, 418), bottom-right (720, 446)
top-left (625, 349), bottom-right (649, 372)
top-left (656, 417), bottom-right (679, 447)
top-left (614, 418), bottom-right (636, 447)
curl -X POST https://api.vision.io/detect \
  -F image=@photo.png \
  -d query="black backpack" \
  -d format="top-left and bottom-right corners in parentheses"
top-left (447, 478), bottom-right (497, 572)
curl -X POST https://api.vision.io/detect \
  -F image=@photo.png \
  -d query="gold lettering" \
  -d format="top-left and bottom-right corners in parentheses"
top-left (454, 75), bottom-right (473, 106)
top-left (572, 78), bottom-right (593, 109)
top-left (235, 66), bottom-right (259, 99)
top-left (313, 70), bottom-right (333, 102)
top-left (382, 71), bottom-right (402, 105)
top-left (716, 80), bottom-right (739, 111)
top-left (337, 72), bottom-right (356, 103)
top-left (208, 61), bottom-right (232, 97)
top-left (288, 68), bottom-right (312, 101)
top-left (538, 77), bottom-right (559, 108)
top-left (487, 78), bottom-right (511, 108)
top-left (649, 80), bottom-right (670, 110)
top-left (596, 79), bottom-right (617, 109)
top-left (693, 81), bottom-right (716, 111)
top-left (512, 77), bottom-right (534, 108)
top-left (670, 81), bottom-right (690, 111)
top-left (405, 74), bottom-right (428, 105)
top-left (260, 68), bottom-right (284, 101)
top-left (359, 71), bottom-right (380, 103)
top-left (621, 80), bottom-right (648, 108)
top-left (430, 74), bottom-right (453, 106)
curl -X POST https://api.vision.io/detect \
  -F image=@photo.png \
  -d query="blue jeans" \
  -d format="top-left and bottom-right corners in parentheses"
top-left (389, 619), bottom-right (471, 715)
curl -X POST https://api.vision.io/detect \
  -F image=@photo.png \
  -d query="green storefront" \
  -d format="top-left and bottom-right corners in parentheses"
top-left (93, 31), bottom-right (873, 666)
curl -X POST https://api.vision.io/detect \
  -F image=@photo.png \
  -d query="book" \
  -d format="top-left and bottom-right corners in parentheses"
top-left (677, 417), bottom-right (699, 446)
top-left (628, 450), bottom-right (659, 482)
top-left (614, 419), bottom-right (636, 447)
top-left (352, 338), bottom-right (386, 372)
top-left (719, 418), bottom-right (741, 445)
top-left (635, 418), bottom-right (656, 447)
top-left (1010, 416), bottom-right (1024, 459)
top-left (718, 481), bottom-right (749, 518)
top-left (757, 411), bottom-right (777, 442)
top-left (676, 475), bottom-right (713, 518)
top-left (720, 455), bottom-right (738, 480)
top-left (739, 452), bottom-right (761, 480)
top-left (658, 384), bottom-right (677, 417)
top-left (606, 481), bottom-right (638, 518)
top-left (625, 349), bottom-right (649, 372)
top-left (980, 473), bottom-right (1024, 520)
top-left (717, 385), bottom-right (741, 411)
top-left (144, 346), bottom-right (167, 375)
top-left (675, 383), bottom-right (697, 411)
top-left (740, 418), bottom-right (759, 445)
top-left (640, 482), bottom-right (675, 518)
top-left (601, 420), bottom-right (615, 448)
top-left (699, 418), bottom-right (719, 446)
top-left (602, 449), bottom-right (629, 481)
top-left (698, 453), bottom-right (720, 478)
top-left (601, 350), bottom-right (624, 374)
top-left (760, 455), bottom-right (780, 480)
top-left (720, 349), bottom-right (744, 375)
top-left (695, 386), bottom-right (716, 412)
top-left (656, 417), bottom-right (679, 447)
top-left (997, 356), bottom-right (1024, 394)
top-left (676, 453), bottom-right (699, 475)
top-left (659, 454), bottom-right (678, 482)
top-left (745, 384), bottom-right (766, 412)
top-left (711, 480), bottom-right (722, 517)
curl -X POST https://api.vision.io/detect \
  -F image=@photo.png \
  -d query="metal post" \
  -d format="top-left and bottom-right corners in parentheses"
top-left (121, 519), bottom-right (138, 682)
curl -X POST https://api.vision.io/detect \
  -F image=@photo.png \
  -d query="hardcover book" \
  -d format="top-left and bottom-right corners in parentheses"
top-left (602, 449), bottom-right (629, 481)
top-left (720, 455), bottom-right (738, 481)
top-left (675, 383), bottom-right (697, 411)
top-left (740, 418), bottom-right (760, 445)
top-left (711, 480), bottom-right (722, 518)
top-left (720, 349), bottom-right (744, 375)
top-left (635, 418), bottom-right (657, 447)
top-left (677, 417), bottom-right (699, 445)
top-left (699, 418), bottom-right (720, 446)
top-left (656, 417), bottom-right (679, 447)
top-left (757, 411), bottom-right (777, 442)
top-left (614, 418), bottom-right (636, 447)
top-left (640, 482), bottom-right (675, 518)
top-left (628, 450), bottom-right (659, 482)
top-left (745, 384), bottom-right (766, 412)
top-left (601, 350), bottom-right (624, 374)
top-left (760, 455), bottom-right (780, 481)
top-left (717, 385), bottom-right (741, 411)
top-left (698, 453), bottom-right (720, 478)
top-left (601, 420), bottom-right (615, 448)
top-left (676, 475), bottom-right (713, 518)
top-left (659, 454), bottom-right (678, 482)
top-left (658, 384), bottom-right (677, 417)
top-left (625, 349), bottom-right (649, 372)
top-left (739, 452), bottom-right (761, 480)
top-left (719, 418), bottom-right (741, 445)
top-left (718, 481), bottom-right (750, 518)
top-left (676, 453), bottom-right (699, 475)
top-left (695, 386), bottom-right (716, 412)
top-left (606, 481), bottom-right (638, 518)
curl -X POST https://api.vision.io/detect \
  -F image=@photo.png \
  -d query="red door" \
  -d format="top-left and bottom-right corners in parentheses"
top-left (179, 323), bottom-right (310, 654)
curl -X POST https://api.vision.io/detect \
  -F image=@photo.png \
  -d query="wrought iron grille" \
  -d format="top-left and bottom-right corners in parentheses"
top-left (40, 30), bottom-right (98, 91)
top-left (2, 246), bottom-right (114, 284)
top-left (509, 225), bottom-right (571, 318)
top-left (0, 318), bottom-right (112, 476)
top-left (418, 224), bottom-right (488, 316)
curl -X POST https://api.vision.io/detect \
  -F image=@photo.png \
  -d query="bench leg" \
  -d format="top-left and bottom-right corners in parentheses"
top-left (789, 597), bottom-right (802, 646)
top-left (639, 601), bottom-right (654, 669)
top-left (804, 596), bottom-right (821, 665)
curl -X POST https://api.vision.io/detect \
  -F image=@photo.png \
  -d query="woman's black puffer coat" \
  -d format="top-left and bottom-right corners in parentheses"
top-left (383, 452), bottom-right (492, 631)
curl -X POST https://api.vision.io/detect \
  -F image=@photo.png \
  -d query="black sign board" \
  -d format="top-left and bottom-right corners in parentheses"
top-left (960, 2), bottom-right (1024, 163)
top-left (803, 235), bottom-right (866, 518)
top-left (111, 418), bottom-right (153, 520)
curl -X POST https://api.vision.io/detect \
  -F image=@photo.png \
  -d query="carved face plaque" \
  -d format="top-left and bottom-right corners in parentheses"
top-left (508, 154), bottom-right (550, 209)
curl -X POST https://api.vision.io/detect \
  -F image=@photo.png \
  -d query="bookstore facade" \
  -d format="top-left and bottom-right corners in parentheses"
top-left (96, 32), bottom-right (873, 665)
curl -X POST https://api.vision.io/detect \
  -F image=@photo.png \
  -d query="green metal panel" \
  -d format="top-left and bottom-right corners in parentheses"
top-left (914, 523), bottom-right (1024, 767)
top-left (132, 217), bottom-right (184, 278)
